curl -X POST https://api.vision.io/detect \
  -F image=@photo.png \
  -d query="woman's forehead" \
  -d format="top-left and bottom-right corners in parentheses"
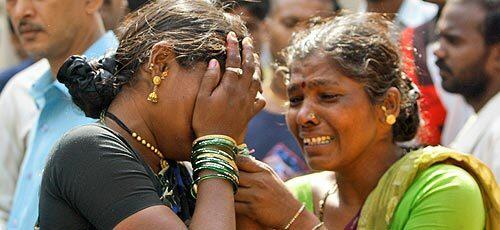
top-left (289, 56), bottom-right (342, 81)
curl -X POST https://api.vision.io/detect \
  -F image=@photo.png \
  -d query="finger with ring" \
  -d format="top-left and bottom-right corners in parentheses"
top-left (226, 67), bottom-right (243, 76)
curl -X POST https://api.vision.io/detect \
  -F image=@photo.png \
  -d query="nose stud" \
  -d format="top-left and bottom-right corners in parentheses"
top-left (307, 112), bottom-right (320, 124)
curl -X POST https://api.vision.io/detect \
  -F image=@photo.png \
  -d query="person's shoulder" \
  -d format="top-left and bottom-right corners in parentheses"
top-left (49, 124), bottom-right (131, 166)
top-left (392, 163), bottom-right (486, 229)
top-left (56, 124), bottom-right (124, 149)
top-left (413, 164), bottom-right (482, 198)
top-left (3, 59), bottom-right (49, 90)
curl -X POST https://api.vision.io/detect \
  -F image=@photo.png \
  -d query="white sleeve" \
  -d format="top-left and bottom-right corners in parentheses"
top-left (0, 71), bottom-right (40, 228)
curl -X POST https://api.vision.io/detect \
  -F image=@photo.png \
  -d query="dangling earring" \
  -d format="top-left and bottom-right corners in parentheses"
top-left (381, 106), bottom-right (396, 125)
top-left (147, 69), bottom-right (168, 103)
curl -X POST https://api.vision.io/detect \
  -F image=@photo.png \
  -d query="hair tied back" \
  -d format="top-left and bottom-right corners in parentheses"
top-left (57, 55), bottom-right (123, 119)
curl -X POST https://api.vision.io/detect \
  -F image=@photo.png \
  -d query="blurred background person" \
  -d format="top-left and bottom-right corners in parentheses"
top-left (0, 0), bottom-right (119, 228)
top-left (400, 0), bottom-right (473, 146)
top-left (366, 0), bottom-right (438, 28)
top-left (0, 19), bottom-right (35, 92)
top-left (435, 0), bottom-right (500, 178)
top-left (244, 0), bottom-right (340, 180)
top-left (226, 0), bottom-right (269, 54)
top-left (101, 0), bottom-right (127, 32)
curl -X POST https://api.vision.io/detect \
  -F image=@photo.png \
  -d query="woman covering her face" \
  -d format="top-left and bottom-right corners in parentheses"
top-left (38, 0), bottom-right (265, 228)
top-left (235, 14), bottom-right (499, 230)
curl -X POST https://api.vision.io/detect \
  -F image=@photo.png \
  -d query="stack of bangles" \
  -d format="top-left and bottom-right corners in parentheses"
top-left (190, 135), bottom-right (252, 198)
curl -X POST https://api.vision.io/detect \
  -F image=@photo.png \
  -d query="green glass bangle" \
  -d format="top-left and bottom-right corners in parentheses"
top-left (192, 160), bottom-right (239, 179)
top-left (193, 165), bottom-right (239, 182)
top-left (193, 159), bottom-right (236, 172)
top-left (194, 138), bottom-right (236, 151)
top-left (192, 148), bottom-right (235, 161)
top-left (193, 166), bottom-right (239, 184)
top-left (192, 145), bottom-right (238, 157)
top-left (192, 135), bottom-right (236, 147)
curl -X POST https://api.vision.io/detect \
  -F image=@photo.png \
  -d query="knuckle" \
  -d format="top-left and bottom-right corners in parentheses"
top-left (255, 179), bottom-right (268, 189)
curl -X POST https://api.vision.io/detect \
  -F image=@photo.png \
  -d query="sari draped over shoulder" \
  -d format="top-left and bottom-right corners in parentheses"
top-left (357, 146), bottom-right (499, 230)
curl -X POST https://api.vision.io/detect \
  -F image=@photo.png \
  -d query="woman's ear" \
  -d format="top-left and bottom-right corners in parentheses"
top-left (144, 41), bottom-right (175, 76)
top-left (379, 87), bottom-right (401, 124)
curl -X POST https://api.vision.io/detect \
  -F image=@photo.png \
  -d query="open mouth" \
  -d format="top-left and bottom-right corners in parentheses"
top-left (303, 136), bottom-right (334, 146)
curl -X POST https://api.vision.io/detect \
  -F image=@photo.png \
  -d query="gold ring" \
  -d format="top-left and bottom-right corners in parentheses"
top-left (226, 67), bottom-right (243, 75)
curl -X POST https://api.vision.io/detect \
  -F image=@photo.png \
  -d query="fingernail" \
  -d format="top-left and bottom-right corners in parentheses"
top-left (228, 31), bottom-right (237, 42)
top-left (208, 59), bottom-right (218, 69)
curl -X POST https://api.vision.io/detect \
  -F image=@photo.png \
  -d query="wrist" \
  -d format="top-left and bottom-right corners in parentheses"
top-left (282, 203), bottom-right (305, 230)
top-left (190, 135), bottom-right (240, 198)
top-left (285, 207), bottom-right (321, 230)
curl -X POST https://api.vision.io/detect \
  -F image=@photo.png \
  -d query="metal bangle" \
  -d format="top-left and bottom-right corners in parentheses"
top-left (284, 203), bottom-right (306, 229)
top-left (312, 222), bottom-right (325, 230)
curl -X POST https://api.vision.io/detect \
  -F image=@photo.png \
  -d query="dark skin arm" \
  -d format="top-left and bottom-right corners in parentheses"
top-left (115, 33), bottom-right (265, 229)
top-left (235, 156), bottom-right (322, 229)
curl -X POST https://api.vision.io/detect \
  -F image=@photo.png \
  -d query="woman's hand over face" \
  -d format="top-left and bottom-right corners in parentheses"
top-left (192, 32), bottom-right (265, 141)
top-left (235, 156), bottom-right (304, 228)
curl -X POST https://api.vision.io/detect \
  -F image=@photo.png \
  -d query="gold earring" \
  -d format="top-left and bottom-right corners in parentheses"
top-left (381, 106), bottom-right (396, 125)
top-left (149, 63), bottom-right (154, 71)
top-left (386, 114), bottom-right (396, 125)
top-left (147, 70), bottom-right (168, 103)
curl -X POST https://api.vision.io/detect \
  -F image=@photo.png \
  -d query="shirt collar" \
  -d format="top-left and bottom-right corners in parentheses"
top-left (30, 31), bottom-right (119, 108)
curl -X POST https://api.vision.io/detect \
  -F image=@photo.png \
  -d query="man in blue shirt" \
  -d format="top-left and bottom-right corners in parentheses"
top-left (0, 0), bottom-right (119, 228)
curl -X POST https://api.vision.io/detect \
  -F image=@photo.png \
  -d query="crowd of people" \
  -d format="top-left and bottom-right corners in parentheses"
top-left (0, 0), bottom-right (498, 229)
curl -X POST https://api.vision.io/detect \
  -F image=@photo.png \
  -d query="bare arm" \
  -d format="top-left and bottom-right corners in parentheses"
top-left (115, 171), bottom-right (235, 230)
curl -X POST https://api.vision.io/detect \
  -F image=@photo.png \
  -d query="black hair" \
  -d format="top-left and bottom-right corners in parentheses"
top-left (284, 13), bottom-right (421, 142)
top-left (127, 0), bottom-right (151, 12)
top-left (482, 0), bottom-right (500, 45)
top-left (233, 0), bottom-right (270, 20)
top-left (57, 0), bottom-right (248, 118)
top-left (269, 0), bottom-right (341, 14)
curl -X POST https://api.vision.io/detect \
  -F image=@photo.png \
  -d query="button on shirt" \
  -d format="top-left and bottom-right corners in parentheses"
top-left (6, 31), bottom-right (119, 230)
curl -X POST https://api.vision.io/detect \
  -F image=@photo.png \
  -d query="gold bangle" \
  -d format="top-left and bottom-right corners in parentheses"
top-left (284, 203), bottom-right (305, 229)
top-left (192, 135), bottom-right (237, 146)
top-left (312, 222), bottom-right (324, 230)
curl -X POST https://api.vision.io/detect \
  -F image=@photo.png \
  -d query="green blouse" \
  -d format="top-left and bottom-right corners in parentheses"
top-left (287, 164), bottom-right (486, 229)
